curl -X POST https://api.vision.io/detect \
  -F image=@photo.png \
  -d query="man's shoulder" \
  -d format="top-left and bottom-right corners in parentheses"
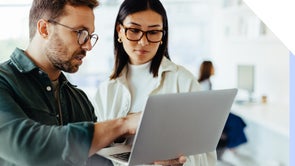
top-left (0, 59), bottom-right (12, 71)
top-left (0, 59), bottom-right (19, 82)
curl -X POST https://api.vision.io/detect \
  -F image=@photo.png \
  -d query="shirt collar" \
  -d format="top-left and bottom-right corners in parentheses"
top-left (10, 47), bottom-right (70, 85)
top-left (10, 48), bottom-right (37, 73)
top-left (158, 56), bottom-right (177, 74)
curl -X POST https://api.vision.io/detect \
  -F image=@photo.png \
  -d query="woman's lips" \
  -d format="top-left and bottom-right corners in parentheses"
top-left (135, 49), bottom-right (149, 54)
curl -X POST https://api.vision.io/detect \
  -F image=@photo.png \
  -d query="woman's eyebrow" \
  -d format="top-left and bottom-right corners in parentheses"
top-left (148, 24), bottom-right (162, 28)
top-left (127, 22), bottom-right (162, 28)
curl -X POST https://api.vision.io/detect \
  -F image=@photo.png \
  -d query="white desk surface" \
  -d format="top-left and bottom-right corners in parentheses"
top-left (231, 102), bottom-right (289, 138)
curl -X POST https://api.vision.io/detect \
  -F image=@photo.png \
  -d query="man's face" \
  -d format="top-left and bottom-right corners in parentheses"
top-left (45, 5), bottom-right (95, 73)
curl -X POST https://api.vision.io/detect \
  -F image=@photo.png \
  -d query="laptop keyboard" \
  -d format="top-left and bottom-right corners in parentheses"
top-left (110, 152), bottom-right (131, 162)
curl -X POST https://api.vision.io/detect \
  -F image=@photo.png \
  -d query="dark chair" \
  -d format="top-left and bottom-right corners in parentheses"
top-left (217, 113), bottom-right (248, 160)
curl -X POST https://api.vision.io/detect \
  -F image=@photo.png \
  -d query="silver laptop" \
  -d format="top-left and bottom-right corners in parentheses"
top-left (96, 88), bottom-right (238, 166)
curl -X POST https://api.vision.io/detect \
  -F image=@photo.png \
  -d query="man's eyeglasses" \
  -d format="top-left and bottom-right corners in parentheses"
top-left (122, 25), bottom-right (164, 43)
top-left (48, 19), bottom-right (99, 47)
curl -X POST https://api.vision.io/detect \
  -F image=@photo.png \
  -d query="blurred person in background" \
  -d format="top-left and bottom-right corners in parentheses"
top-left (198, 60), bottom-right (215, 91)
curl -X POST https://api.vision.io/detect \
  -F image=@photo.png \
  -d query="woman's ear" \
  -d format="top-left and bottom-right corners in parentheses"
top-left (37, 19), bottom-right (49, 39)
top-left (116, 23), bottom-right (122, 34)
top-left (116, 23), bottom-right (125, 38)
top-left (116, 23), bottom-right (124, 42)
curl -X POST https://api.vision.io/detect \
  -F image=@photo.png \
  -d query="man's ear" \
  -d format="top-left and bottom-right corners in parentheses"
top-left (37, 19), bottom-right (49, 38)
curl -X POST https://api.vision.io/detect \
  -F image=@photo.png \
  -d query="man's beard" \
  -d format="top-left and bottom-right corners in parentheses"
top-left (45, 35), bottom-right (86, 73)
top-left (51, 49), bottom-right (86, 73)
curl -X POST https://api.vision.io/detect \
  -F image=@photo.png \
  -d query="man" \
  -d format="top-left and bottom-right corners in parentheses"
top-left (0, 0), bottom-right (185, 166)
top-left (0, 0), bottom-right (139, 165)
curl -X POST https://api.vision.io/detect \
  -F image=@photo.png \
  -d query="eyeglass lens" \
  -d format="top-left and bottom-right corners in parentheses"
top-left (78, 30), bottom-right (98, 47)
top-left (125, 28), bottom-right (163, 42)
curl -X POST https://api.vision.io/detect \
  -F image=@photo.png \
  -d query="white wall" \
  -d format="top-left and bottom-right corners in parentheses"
top-left (208, 1), bottom-right (289, 106)
top-left (208, 2), bottom-right (290, 165)
top-left (211, 39), bottom-right (289, 105)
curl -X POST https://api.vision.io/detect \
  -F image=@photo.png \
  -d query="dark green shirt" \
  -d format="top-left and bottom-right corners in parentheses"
top-left (0, 48), bottom-right (96, 166)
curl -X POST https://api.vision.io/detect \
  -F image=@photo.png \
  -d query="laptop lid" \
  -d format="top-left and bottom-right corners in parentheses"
top-left (128, 88), bottom-right (237, 165)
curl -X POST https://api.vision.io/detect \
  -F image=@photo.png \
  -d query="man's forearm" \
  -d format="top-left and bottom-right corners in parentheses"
top-left (88, 118), bottom-right (126, 156)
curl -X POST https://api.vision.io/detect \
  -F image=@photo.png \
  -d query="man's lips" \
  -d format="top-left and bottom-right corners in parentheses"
top-left (74, 54), bottom-right (86, 64)
top-left (76, 54), bottom-right (85, 60)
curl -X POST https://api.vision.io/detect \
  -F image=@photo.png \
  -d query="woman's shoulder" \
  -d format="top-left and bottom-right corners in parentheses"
top-left (162, 59), bottom-right (198, 84)
top-left (98, 78), bottom-right (123, 90)
top-left (172, 63), bottom-right (196, 79)
top-left (161, 57), bottom-right (195, 77)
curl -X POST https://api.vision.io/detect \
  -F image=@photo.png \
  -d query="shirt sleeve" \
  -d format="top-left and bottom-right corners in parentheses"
top-left (185, 151), bottom-right (217, 166)
top-left (0, 84), bottom-right (94, 166)
top-left (93, 84), bottom-right (106, 122)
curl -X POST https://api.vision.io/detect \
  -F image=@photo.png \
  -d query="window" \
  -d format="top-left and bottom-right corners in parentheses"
top-left (0, 2), bottom-right (31, 62)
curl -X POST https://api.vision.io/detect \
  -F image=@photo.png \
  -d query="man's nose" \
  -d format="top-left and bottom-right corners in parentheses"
top-left (81, 40), bottom-right (93, 51)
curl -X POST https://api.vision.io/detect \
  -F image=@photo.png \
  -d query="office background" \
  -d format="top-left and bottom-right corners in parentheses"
top-left (0, 0), bottom-right (290, 165)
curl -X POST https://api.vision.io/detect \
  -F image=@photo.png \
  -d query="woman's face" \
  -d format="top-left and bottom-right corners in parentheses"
top-left (117, 10), bottom-right (163, 65)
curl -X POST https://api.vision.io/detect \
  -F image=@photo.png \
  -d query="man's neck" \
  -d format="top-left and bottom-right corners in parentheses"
top-left (25, 44), bottom-right (61, 81)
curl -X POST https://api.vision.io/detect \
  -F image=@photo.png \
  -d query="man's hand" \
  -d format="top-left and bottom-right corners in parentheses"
top-left (89, 112), bottom-right (141, 156)
top-left (123, 112), bottom-right (142, 135)
top-left (153, 155), bottom-right (186, 166)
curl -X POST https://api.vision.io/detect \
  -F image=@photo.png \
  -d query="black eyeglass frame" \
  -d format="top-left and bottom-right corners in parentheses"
top-left (47, 19), bottom-right (99, 47)
top-left (121, 25), bottom-right (164, 43)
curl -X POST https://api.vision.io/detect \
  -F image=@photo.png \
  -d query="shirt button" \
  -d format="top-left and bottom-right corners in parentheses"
top-left (38, 70), bottom-right (43, 75)
top-left (46, 86), bottom-right (52, 91)
top-left (56, 114), bottom-right (59, 118)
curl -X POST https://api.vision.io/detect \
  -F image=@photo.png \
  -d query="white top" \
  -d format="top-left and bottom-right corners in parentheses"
top-left (199, 79), bottom-right (212, 91)
top-left (127, 62), bottom-right (157, 113)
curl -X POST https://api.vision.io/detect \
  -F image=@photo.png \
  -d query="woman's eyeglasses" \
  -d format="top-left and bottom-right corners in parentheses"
top-left (122, 25), bottom-right (164, 43)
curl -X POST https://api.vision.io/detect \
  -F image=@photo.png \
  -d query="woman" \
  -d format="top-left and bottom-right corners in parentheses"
top-left (94, 0), bottom-right (217, 165)
top-left (198, 61), bottom-right (215, 91)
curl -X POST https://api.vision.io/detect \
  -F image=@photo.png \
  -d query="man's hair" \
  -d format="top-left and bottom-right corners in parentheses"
top-left (29, 0), bottom-right (99, 40)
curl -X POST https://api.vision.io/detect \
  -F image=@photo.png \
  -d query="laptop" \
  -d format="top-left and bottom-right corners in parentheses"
top-left (96, 88), bottom-right (238, 165)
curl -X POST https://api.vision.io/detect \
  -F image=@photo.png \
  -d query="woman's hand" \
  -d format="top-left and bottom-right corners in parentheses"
top-left (153, 155), bottom-right (186, 166)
